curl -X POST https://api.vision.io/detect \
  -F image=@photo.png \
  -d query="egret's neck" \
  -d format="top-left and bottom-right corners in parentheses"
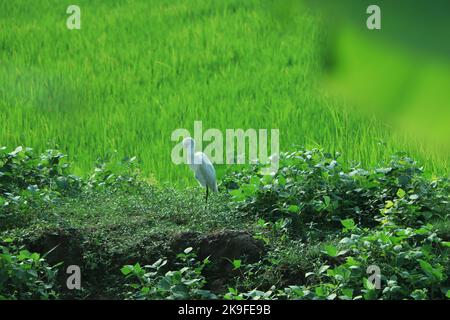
top-left (186, 144), bottom-right (195, 165)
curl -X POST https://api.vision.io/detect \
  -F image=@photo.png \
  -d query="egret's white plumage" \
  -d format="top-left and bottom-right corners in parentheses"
top-left (182, 137), bottom-right (217, 202)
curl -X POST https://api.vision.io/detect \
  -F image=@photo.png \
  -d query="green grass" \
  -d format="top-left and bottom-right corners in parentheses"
top-left (1, 0), bottom-right (448, 186)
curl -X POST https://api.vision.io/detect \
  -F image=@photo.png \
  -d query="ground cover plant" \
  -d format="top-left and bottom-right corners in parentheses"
top-left (1, 147), bottom-right (448, 299)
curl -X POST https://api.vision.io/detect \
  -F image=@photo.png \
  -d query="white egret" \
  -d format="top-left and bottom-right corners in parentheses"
top-left (182, 137), bottom-right (217, 202)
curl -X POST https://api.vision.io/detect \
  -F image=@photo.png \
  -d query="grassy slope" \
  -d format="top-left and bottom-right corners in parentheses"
top-left (3, 186), bottom-right (291, 299)
top-left (1, 0), bottom-right (446, 187)
top-left (3, 182), bottom-right (448, 299)
top-left (1, 186), bottom-right (248, 298)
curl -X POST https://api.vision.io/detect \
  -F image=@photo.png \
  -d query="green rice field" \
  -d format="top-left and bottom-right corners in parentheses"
top-left (1, 0), bottom-right (448, 186)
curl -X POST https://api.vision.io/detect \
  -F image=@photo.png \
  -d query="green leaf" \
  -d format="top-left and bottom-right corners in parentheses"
top-left (18, 250), bottom-right (31, 260)
top-left (229, 189), bottom-right (245, 201)
top-left (315, 286), bottom-right (326, 297)
top-left (277, 176), bottom-right (286, 186)
top-left (363, 278), bottom-right (376, 290)
top-left (419, 259), bottom-right (443, 280)
top-left (341, 288), bottom-right (353, 298)
top-left (158, 277), bottom-right (171, 291)
top-left (172, 284), bottom-right (189, 298)
top-left (341, 218), bottom-right (356, 230)
top-left (120, 265), bottom-right (133, 275)
top-left (287, 205), bottom-right (299, 213)
top-left (419, 260), bottom-right (433, 273)
top-left (363, 289), bottom-right (377, 300)
top-left (133, 263), bottom-right (143, 273)
top-left (30, 252), bottom-right (40, 261)
top-left (150, 258), bottom-right (167, 269)
top-left (322, 244), bottom-right (338, 257)
top-left (385, 200), bottom-right (394, 209)
top-left (323, 196), bottom-right (331, 209)
top-left (183, 247), bottom-right (193, 254)
top-left (318, 265), bottom-right (330, 274)
top-left (232, 259), bottom-right (241, 269)
top-left (241, 183), bottom-right (258, 196)
top-left (256, 218), bottom-right (266, 226)
top-left (249, 176), bottom-right (260, 185)
top-left (339, 237), bottom-right (353, 245)
top-left (261, 175), bottom-right (272, 185)
top-left (228, 287), bottom-right (238, 295)
top-left (327, 293), bottom-right (337, 300)
top-left (184, 278), bottom-right (201, 286)
top-left (441, 241), bottom-right (450, 248)
top-left (396, 188), bottom-right (406, 198)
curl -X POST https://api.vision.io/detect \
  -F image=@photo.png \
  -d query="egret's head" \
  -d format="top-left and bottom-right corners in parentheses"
top-left (182, 137), bottom-right (195, 150)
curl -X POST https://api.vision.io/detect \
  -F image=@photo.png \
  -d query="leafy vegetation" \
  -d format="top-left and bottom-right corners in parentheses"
top-left (122, 218), bottom-right (450, 300)
top-left (122, 149), bottom-right (449, 299)
top-left (220, 149), bottom-right (450, 299)
top-left (0, 147), bottom-right (246, 299)
top-left (1, 147), bottom-right (449, 299)
top-left (0, 238), bottom-right (59, 300)
top-left (121, 247), bottom-right (216, 300)
top-left (224, 149), bottom-right (449, 231)
top-left (0, 146), bottom-right (140, 230)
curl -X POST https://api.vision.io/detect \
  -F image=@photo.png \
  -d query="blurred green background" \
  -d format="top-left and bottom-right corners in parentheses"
top-left (304, 0), bottom-right (450, 164)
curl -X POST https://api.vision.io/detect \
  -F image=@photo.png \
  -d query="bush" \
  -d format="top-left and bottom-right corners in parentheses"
top-left (0, 238), bottom-right (59, 299)
top-left (121, 247), bottom-right (216, 300)
top-left (0, 146), bottom-right (142, 229)
top-left (223, 149), bottom-right (450, 233)
top-left (220, 149), bottom-right (450, 300)
top-left (0, 147), bottom-right (82, 210)
top-left (2, 146), bottom-right (449, 300)
top-left (273, 219), bottom-right (449, 300)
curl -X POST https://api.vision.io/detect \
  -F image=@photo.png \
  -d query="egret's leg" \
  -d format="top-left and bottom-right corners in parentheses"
top-left (206, 187), bottom-right (209, 204)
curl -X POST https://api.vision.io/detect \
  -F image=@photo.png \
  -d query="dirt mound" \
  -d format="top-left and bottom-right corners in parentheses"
top-left (171, 230), bottom-right (265, 291)
top-left (22, 227), bottom-right (85, 297)
top-left (25, 227), bottom-right (84, 267)
top-left (20, 227), bottom-right (266, 296)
